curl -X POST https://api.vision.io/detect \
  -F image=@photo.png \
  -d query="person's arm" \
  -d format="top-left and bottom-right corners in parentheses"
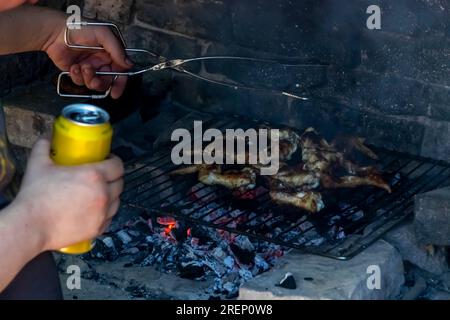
top-left (0, 139), bottom-right (124, 292)
top-left (0, 202), bottom-right (46, 291)
top-left (0, 5), bottom-right (131, 98)
top-left (0, 5), bottom-right (63, 55)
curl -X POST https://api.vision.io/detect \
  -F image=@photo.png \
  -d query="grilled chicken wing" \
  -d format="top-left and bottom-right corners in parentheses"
top-left (301, 127), bottom-right (339, 172)
top-left (332, 136), bottom-right (378, 160)
top-left (321, 173), bottom-right (392, 193)
top-left (301, 128), bottom-right (369, 175)
top-left (278, 128), bottom-right (301, 161)
top-left (170, 165), bottom-right (203, 175)
top-left (270, 190), bottom-right (324, 213)
top-left (260, 126), bottom-right (301, 161)
top-left (171, 164), bottom-right (257, 191)
top-left (198, 166), bottom-right (257, 191)
top-left (270, 166), bottom-right (320, 189)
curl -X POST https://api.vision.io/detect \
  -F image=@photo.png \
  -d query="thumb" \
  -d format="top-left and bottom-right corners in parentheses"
top-left (28, 138), bottom-right (53, 169)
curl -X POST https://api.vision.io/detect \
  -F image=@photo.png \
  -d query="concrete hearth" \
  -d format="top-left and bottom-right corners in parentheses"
top-left (239, 240), bottom-right (404, 300)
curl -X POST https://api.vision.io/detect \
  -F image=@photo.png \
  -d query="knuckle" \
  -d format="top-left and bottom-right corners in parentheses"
top-left (84, 168), bottom-right (104, 183)
top-left (95, 187), bottom-right (110, 209)
top-left (114, 157), bottom-right (125, 176)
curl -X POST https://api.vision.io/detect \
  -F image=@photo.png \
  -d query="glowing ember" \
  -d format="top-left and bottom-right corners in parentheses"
top-left (164, 223), bottom-right (176, 235)
top-left (157, 216), bottom-right (177, 226)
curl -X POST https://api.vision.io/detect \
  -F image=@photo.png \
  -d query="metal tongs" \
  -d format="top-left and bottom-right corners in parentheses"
top-left (57, 22), bottom-right (327, 100)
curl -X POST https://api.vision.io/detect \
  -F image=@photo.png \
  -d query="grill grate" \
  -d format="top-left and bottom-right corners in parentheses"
top-left (120, 116), bottom-right (450, 260)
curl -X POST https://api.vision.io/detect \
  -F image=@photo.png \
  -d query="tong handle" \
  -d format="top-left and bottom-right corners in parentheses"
top-left (65, 21), bottom-right (127, 50)
top-left (65, 21), bottom-right (160, 64)
top-left (55, 22), bottom-right (123, 99)
top-left (58, 22), bottom-right (162, 98)
top-left (57, 72), bottom-right (114, 99)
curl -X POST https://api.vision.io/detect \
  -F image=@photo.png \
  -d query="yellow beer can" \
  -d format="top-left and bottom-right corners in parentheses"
top-left (51, 103), bottom-right (113, 254)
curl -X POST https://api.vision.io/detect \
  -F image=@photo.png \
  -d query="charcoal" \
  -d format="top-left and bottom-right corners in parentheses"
top-left (127, 230), bottom-right (140, 237)
top-left (102, 236), bottom-right (115, 249)
top-left (111, 235), bottom-right (124, 251)
top-left (137, 243), bottom-right (152, 251)
top-left (128, 230), bottom-right (147, 243)
top-left (230, 243), bottom-right (255, 266)
top-left (171, 225), bottom-right (188, 243)
top-left (177, 261), bottom-right (206, 279)
top-left (276, 272), bottom-right (297, 290)
top-left (234, 236), bottom-right (255, 252)
top-left (239, 269), bottom-right (253, 281)
top-left (189, 226), bottom-right (212, 245)
top-left (255, 255), bottom-right (270, 272)
top-left (212, 247), bottom-right (226, 260)
top-left (116, 230), bottom-right (133, 245)
top-left (133, 220), bottom-right (152, 234)
top-left (222, 272), bottom-right (240, 284)
top-left (223, 282), bottom-right (239, 298)
top-left (133, 251), bottom-right (148, 265)
top-left (122, 247), bottom-right (140, 255)
top-left (90, 239), bottom-right (119, 261)
top-left (223, 256), bottom-right (235, 270)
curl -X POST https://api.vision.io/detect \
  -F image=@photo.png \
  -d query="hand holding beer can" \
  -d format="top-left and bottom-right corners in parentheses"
top-left (51, 104), bottom-right (113, 254)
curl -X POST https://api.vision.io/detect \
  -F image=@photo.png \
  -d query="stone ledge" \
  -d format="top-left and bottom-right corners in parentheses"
top-left (414, 187), bottom-right (450, 246)
top-left (3, 107), bottom-right (54, 149)
top-left (383, 222), bottom-right (448, 275)
top-left (56, 254), bottom-right (213, 300)
top-left (1, 82), bottom-right (69, 148)
top-left (239, 240), bottom-right (404, 300)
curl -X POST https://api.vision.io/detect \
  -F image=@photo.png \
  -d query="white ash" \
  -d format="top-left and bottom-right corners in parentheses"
top-left (116, 230), bottom-right (133, 244)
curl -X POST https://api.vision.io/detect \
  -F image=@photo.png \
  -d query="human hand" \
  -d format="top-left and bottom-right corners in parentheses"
top-left (44, 17), bottom-right (132, 99)
top-left (12, 139), bottom-right (124, 251)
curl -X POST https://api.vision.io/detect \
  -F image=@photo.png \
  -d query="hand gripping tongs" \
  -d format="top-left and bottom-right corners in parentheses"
top-left (57, 21), bottom-right (327, 100)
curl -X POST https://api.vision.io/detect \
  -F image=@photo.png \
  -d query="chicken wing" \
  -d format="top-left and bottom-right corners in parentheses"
top-left (198, 166), bottom-right (257, 191)
top-left (270, 190), bottom-right (325, 213)
top-left (270, 166), bottom-right (320, 189)
top-left (332, 135), bottom-right (378, 160)
top-left (321, 173), bottom-right (392, 193)
top-left (170, 165), bottom-right (203, 175)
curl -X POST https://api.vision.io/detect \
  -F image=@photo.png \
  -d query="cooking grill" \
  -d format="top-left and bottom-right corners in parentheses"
top-left (120, 116), bottom-right (450, 260)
